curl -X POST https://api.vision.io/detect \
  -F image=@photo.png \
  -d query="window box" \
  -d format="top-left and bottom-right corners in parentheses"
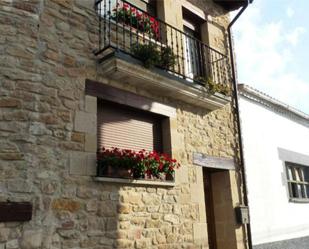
top-left (96, 148), bottom-right (179, 183)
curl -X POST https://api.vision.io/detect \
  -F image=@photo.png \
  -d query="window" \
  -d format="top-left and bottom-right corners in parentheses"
top-left (286, 162), bottom-right (309, 201)
top-left (97, 0), bottom-right (156, 17)
top-left (182, 9), bottom-right (206, 80)
top-left (97, 99), bottom-right (164, 152)
top-left (129, 0), bottom-right (157, 16)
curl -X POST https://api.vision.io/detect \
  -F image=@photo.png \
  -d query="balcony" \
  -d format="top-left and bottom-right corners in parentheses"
top-left (94, 0), bottom-right (232, 110)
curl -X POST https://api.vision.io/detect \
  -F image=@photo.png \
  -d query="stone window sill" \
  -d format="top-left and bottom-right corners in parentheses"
top-left (93, 176), bottom-right (175, 187)
top-left (289, 198), bottom-right (309, 203)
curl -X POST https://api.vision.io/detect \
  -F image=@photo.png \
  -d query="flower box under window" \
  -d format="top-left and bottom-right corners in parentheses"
top-left (96, 147), bottom-right (179, 183)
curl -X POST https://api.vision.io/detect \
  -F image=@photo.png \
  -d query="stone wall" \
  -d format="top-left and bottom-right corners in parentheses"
top-left (0, 0), bottom-right (247, 249)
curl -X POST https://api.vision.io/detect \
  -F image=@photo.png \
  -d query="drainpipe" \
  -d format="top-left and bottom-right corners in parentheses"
top-left (227, 1), bottom-right (253, 249)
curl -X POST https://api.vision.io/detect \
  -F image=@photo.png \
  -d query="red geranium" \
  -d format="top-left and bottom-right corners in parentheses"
top-left (97, 147), bottom-right (180, 180)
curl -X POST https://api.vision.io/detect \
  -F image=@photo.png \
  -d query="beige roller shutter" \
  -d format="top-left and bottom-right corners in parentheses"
top-left (97, 100), bottom-right (163, 152)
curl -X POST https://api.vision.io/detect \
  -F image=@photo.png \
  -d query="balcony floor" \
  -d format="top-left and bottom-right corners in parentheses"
top-left (97, 49), bottom-right (230, 111)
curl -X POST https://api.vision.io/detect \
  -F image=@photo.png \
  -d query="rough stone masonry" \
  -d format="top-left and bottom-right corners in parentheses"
top-left (0, 0), bottom-right (247, 248)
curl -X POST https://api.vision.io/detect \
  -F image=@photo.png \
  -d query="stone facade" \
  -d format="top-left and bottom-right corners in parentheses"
top-left (0, 0), bottom-right (248, 249)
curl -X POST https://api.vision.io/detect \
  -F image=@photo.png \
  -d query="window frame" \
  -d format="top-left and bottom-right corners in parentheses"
top-left (286, 162), bottom-right (309, 203)
top-left (97, 99), bottom-right (165, 153)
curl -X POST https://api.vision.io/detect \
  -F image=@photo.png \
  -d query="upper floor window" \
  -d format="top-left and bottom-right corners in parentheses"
top-left (182, 8), bottom-right (206, 80)
top-left (286, 162), bottom-right (309, 201)
top-left (129, 0), bottom-right (156, 16)
top-left (96, 0), bottom-right (156, 16)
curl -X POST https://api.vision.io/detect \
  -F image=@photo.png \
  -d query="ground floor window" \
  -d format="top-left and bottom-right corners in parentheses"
top-left (286, 162), bottom-right (309, 201)
top-left (97, 99), bottom-right (163, 152)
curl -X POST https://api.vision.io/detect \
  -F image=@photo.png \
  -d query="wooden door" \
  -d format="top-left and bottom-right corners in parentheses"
top-left (203, 169), bottom-right (217, 249)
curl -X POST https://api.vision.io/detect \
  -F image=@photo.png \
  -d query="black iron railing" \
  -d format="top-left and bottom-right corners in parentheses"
top-left (95, 0), bottom-right (231, 87)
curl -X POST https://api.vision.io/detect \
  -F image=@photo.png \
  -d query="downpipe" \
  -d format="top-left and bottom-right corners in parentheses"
top-left (227, 1), bottom-right (253, 249)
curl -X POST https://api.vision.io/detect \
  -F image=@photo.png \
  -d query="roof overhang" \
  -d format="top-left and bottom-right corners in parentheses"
top-left (213, 0), bottom-right (253, 11)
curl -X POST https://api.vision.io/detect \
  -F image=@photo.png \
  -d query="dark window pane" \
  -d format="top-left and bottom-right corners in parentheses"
top-left (291, 183), bottom-right (299, 198)
top-left (300, 184), bottom-right (306, 198)
top-left (306, 185), bottom-right (309, 199)
top-left (303, 168), bottom-right (309, 182)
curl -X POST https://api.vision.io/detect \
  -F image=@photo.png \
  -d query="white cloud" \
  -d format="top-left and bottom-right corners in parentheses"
top-left (233, 2), bottom-right (309, 114)
top-left (286, 7), bottom-right (295, 18)
top-left (285, 27), bottom-right (306, 46)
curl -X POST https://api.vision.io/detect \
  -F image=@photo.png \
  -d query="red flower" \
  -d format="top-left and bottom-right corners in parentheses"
top-left (123, 3), bottom-right (129, 10)
top-left (159, 162), bottom-right (164, 171)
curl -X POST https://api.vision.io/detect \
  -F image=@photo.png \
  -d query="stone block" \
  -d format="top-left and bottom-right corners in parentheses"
top-left (85, 133), bottom-right (97, 152)
top-left (74, 111), bottom-right (96, 133)
top-left (199, 202), bottom-right (207, 223)
top-left (0, 228), bottom-right (9, 242)
top-left (173, 133), bottom-right (184, 150)
top-left (176, 165), bottom-right (188, 184)
top-left (193, 223), bottom-right (208, 244)
top-left (0, 98), bottom-right (21, 108)
top-left (135, 239), bottom-right (151, 249)
top-left (115, 239), bottom-right (133, 248)
top-left (52, 199), bottom-right (80, 212)
top-left (196, 166), bottom-right (204, 184)
top-left (121, 193), bottom-right (142, 205)
top-left (0, 153), bottom-right (23, 160)
top-left (117, 204), bottom-right (131, 214)
top-left (7, 180), bottom-right (32, 193)
top-left (71, 132), bottom-right (85, 143)
top-left (6, 239), bottom-right (19, 249)
top-left (98, 201), bottom-right (117, 217)
top-left (20, 230), bottom-right (42, 249)
top-left (69, 152), bottom-right (87, 175)
top-left (85, 95), bottom-right (97, 113)
top-left (86, 153), bottom-right (97, 176)
top-left (190, 183), bottom-right (205, 203)
top-left (163, 214), bottom-right (179, 224)
top-left (86, 200), bottom-right (98, 212)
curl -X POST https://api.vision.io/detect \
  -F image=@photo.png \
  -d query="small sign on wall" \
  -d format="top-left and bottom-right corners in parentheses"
top-left (0, 201), bottom-right (32, 222)
top-left (193, 152), bottom-right (235, 170)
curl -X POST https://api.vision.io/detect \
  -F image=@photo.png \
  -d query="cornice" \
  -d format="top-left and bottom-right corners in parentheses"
top-left (238, 84), bottom-right (309, 127)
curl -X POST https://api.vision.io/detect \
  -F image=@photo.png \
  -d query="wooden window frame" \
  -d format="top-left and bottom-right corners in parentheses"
top-left (286, 162), bottom-right (309, 203)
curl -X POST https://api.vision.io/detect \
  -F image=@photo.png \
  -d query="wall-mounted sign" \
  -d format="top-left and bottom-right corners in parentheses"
top-left (0, 201), bottom-right (32, 222)
top-left (193, 152), bottom-right (235, 170)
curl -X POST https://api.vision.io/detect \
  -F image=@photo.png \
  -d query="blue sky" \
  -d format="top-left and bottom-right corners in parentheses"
top-left (233, 0), bottom-right (309, 114)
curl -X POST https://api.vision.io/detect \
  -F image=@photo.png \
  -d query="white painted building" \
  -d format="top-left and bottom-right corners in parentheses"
top-left (238, 84), bottom-right (309, 249)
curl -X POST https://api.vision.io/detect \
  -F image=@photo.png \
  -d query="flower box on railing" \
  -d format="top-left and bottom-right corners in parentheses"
top-left (96, 147), bottom-right (180, 182)
top-left (111, 2), bottom-right (159, 40)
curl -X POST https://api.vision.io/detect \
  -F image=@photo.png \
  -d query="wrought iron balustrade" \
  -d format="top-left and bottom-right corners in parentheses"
top-left (95, 0), bottom-right (231, 87)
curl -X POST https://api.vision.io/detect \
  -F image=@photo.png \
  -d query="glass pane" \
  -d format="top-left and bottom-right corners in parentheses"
top-left (297, 184), bottom-right (302, 198)
top-left (291, 183), bottom-right (298, 198)
top-left (287, 167), bottom-right (293, 180)
top-left (299, 168), bottom-right (305, 181)
top-left (301, 184), bottom-right (306, 198)
top-left (295, 168), bottom-right (301, 181)
top-left (306, 185), bottom-right (309, 199)
top-left (303, 168), bottom-right (309, 182)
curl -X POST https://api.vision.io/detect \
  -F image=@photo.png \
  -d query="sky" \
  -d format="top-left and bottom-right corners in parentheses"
top-left (232, 0), bottom-right (309, 114)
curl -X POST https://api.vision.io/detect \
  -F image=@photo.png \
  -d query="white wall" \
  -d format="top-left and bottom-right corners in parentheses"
top-left (239, 97), bottom-right (309, 245)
